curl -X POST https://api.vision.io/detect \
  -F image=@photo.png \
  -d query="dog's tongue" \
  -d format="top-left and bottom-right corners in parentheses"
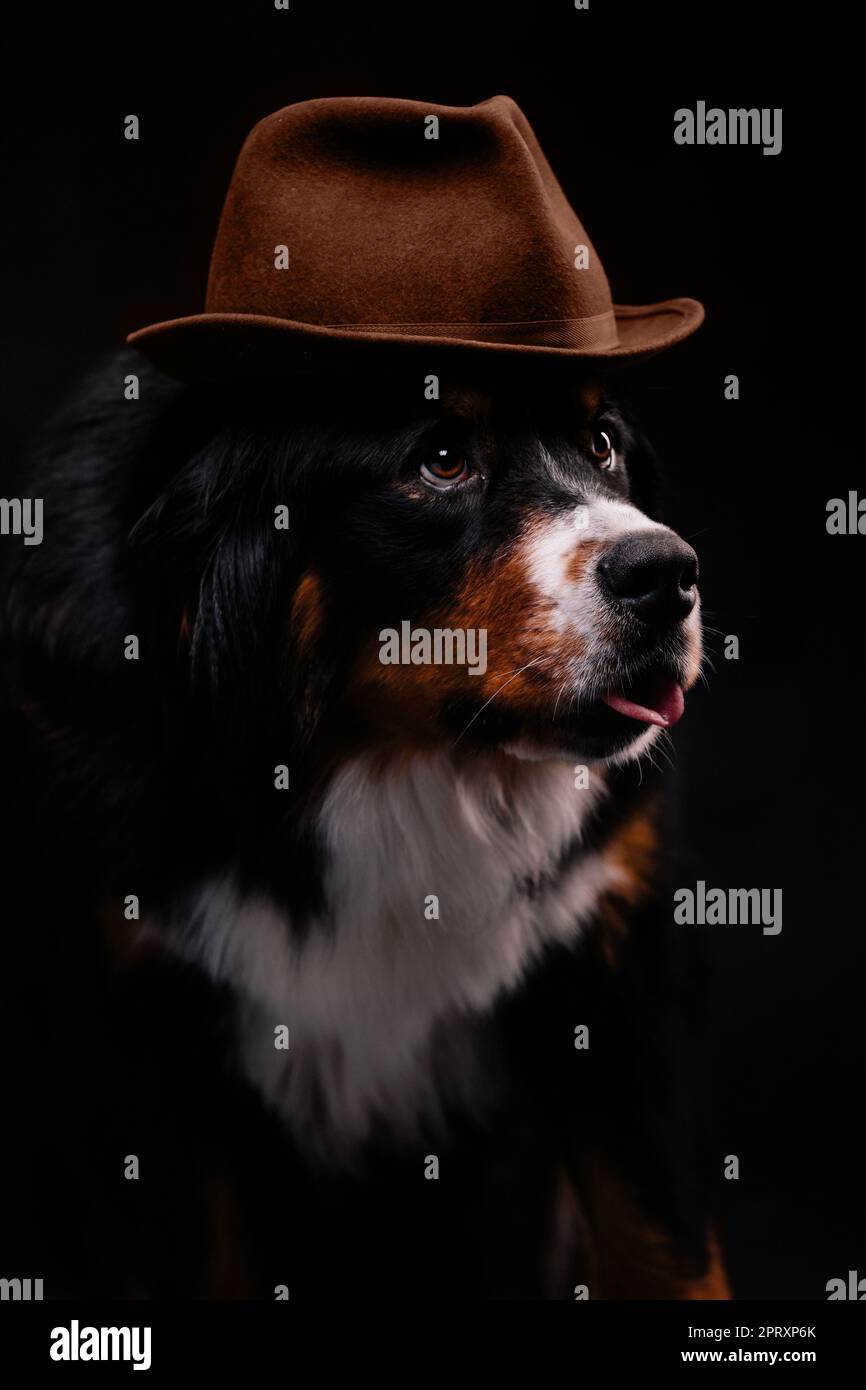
top-left (602, 678), bottom-right (685, 728)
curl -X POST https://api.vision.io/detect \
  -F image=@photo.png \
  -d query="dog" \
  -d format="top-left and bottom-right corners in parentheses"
top-left (0, 351), bottom-right (728, 1299)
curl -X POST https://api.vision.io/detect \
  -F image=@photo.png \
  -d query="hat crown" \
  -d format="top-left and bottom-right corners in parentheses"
top-left (204, 95), bottom-right (615, 337)
top-left (128, 94), bottom-right (704, 377)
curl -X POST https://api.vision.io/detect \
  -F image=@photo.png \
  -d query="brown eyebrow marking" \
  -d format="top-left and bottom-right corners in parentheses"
top-left (437, 376), bottom-right (605, 429)
top-left (573, 380), bottom-right (604, 420)
top-left (438, 382), bottom-right (493, 423)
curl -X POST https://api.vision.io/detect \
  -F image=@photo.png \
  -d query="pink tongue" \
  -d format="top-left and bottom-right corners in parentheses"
top-left (602, 679), bottom-right (685, 728)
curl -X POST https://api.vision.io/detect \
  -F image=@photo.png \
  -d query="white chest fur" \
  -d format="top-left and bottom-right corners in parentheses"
top-left (170, 754), bottom-right (621, 1159)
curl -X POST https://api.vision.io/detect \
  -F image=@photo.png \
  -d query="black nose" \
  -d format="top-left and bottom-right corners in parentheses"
top-left (597, 531), bottom-right (699, 625)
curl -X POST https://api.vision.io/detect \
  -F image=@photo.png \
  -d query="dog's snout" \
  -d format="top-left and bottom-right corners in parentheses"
top-left (597, 531), bottom-right (699, 624)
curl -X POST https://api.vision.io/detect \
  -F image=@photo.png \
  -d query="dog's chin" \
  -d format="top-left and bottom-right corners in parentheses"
top-left (500, 712), bottom-right (663, 768)
top-left (502, 721), bottom-right (662, 768)
top-left (451, 665), bottom-right (688, 768)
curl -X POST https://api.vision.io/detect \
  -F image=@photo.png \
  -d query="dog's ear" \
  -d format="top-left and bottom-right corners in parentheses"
top-left (129, 437), bottom-right (294, 688)
top-left (126, 424), bottom-right (331, 831)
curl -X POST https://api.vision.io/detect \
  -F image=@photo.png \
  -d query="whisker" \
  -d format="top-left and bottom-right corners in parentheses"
top-left (654, 731), bottom-right (677, 770)
top-left (452, 655), bottom-right (551, 745)
top-left (552, 679), bottom-right (569, 723)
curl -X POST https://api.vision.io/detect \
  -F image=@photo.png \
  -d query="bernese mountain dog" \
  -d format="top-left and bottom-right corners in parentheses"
top-left (0, 351), bottom-right (728, 1300)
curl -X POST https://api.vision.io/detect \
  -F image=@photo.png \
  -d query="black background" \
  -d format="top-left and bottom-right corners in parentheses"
top-left (1, 2), bottom-right (858, 1299)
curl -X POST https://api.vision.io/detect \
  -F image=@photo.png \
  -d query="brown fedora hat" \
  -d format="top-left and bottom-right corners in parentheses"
top-left (128, 95), bottom-right (704, 380)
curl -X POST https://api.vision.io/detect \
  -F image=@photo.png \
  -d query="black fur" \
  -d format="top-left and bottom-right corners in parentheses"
top-left (0, 351), bottom-right (720, 1298)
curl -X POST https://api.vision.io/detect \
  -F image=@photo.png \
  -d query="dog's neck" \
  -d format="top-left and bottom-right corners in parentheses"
top-left (164, 750), bottom-right (620, 1161)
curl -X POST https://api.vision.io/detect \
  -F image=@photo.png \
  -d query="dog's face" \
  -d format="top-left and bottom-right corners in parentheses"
top-left (277, 370), bottom-right (702, 768)
top-left (133, 366), bottom-right (701, 781)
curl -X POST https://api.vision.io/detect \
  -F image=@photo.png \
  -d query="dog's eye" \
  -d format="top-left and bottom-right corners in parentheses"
top-left (591, 427), bottom-right (615, 468)
top-left (420, 447), bottom-right (470, 489)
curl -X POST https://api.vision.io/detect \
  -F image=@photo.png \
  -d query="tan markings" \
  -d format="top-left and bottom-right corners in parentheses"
top-left (99, 899), bottom-right (164, 969)
top-left (345, 523), bottom-right (592, 736)
top-left (342, 511), bottom-right (609, 740)
top-left (291, 571), bottom-right (324, 655)
top-left (687, 1238), bottom-right (732, 1300)
top-left (580, 1155), bottom-right (731, 1300)
top-left (596, 805), bottom-right (660, 964)
top-left (546, 1165), bottom-right (599, 1297)
top-left (596, 897), bottom-right (628, 969)
top-left (573, 380), bottom-right (604, 420)
top-left (203, 1167), bottom-right (256, 1298)
top-left (178, 609), bottom-right (191, 646)
top-left (596, 616), bottom-right (620, 646)
top-left (439, 382), bottom-right (492, 423)
top-left (565, 538), bottom-right (602, 586)
top-left (602, 803), bottom-right (659, 905)
top-left (439, 536), bottom-right (575, 710)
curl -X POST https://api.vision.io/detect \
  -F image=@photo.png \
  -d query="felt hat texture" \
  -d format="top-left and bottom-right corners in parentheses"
top-left (129, 94), bottom-right (704, 379)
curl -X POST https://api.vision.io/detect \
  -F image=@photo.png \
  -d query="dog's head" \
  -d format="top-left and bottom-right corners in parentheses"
top-left (130, 364), bottom-right (701, 785)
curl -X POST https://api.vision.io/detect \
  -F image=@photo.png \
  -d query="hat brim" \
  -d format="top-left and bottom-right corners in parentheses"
top-left (127, 297), bottom-right (704, 382)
